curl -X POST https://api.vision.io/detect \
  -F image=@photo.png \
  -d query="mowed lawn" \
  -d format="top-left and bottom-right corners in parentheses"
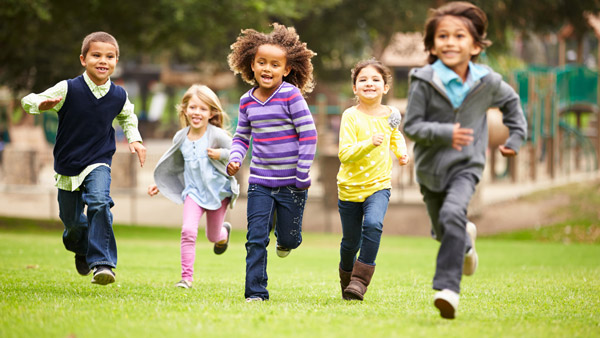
top-left (0, 221), bottom-right (598, 338)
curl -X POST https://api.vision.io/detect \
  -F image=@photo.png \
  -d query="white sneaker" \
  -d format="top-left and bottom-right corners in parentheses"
top-left (434, 289), bottom-right (459, 319)
top-left (245, 297), bottom-right (264, 302)
top-left (463, 222), bottom-right (478, 276)
top-left (175, 280), bottom-right (192, 289)
top-left (276, 245), bottom-right (291, 258)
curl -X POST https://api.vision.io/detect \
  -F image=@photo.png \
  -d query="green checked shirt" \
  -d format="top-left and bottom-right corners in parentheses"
top-left (21, 72), bottom-right (143, 191)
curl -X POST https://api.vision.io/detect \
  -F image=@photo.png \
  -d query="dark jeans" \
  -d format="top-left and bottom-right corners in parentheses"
top-left (338, 189), bottom-right (391, 272)
top-left (57, 166), bottom-right (116, 269)
top-left (420, 173), bottom-right (477, 294)
top-left (245, 184), bottom-right (307, 300)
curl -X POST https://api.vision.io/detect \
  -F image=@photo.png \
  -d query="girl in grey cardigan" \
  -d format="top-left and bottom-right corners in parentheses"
top-left (148, 85), bottom-right (239, 289)
top-left (403, 2), bottom-right (527, 319)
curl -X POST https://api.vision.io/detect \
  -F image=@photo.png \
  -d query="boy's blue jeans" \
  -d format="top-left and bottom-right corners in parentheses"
top-left (245, 184), bottom-right (307, 300)
top-left (338, 189), bottom-right (390, 272)
top-left (420, 172), bottom-right (477, 294)
top-left (57, 166), bottom-right (116, 269)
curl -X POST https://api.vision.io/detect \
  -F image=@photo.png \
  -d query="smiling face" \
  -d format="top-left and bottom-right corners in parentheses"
top-left (79, 41), bottom-right (118, 86)
top-left (185, 94), bottom-right (213, 134)
top-left (430, 15), bottom-right (481, 79)
top-left (352, 65), bottom-right (389, 103)
top-left (251, 44), bottom-right (291, 99)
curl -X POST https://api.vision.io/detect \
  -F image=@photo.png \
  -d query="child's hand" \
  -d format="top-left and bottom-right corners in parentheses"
top-left (452, 123), bottom-right (473, 151)
top-left (38, 97), bottom-right (63, 111)
top-left (398, 154), bottom-right (410, 166)
top-left (227, 162), bottom-right (241, 176)
top-left (372, 133), bottom-right (385, 146)
top-left (498, 145), bottom-right (516, 157)
top-left (207, 148), bottom-right (220, 160)
top-left (147, 184), bottom-right (159, 197)
top-left (129, 141), bottom-right (147, 167)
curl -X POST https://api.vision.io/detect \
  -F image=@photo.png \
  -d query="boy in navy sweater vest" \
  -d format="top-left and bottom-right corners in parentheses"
top-left (21, 32), bottom-right (146, 285)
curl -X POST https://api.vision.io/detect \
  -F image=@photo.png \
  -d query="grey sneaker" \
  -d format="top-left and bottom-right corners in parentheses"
top-left (214, 222), bottom-right (231, 255)
top-left (463, 222), bottom-right (478, 276)
top-left (245, 297), bottom-right (264, 302)
top-left (434, 289), bottom-right (459, 319)
top-left (175, 280), bottom-right (192, 289)
top-left (91, 266), bottom-right (115, 285)
top-left (276, 244), bottom-right (291, 258)
top-left (75, 254), bottom-right (91, 276)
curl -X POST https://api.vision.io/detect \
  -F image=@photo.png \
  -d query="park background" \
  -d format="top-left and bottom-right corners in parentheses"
top-left (0, 0), bottom-right (599, 337)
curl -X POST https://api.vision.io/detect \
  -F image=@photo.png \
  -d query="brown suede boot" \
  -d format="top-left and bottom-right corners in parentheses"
top-left (343, 260), bottom-right (375, 301)
top-left (339, 266), bottom-right (352, 300)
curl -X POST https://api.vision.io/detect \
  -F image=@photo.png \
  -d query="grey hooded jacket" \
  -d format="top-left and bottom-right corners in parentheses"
top-left (403, 64), bottom-right (527, 192)
top-left (153, 124), bottom-right (240, 207)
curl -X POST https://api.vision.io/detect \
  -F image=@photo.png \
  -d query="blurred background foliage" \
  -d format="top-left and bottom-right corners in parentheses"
top-left (1, 0), bottom-right (599, 96)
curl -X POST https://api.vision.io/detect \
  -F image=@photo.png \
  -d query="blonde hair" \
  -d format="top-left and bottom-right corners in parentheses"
top-left (176, 84), bottom-right (230, 131)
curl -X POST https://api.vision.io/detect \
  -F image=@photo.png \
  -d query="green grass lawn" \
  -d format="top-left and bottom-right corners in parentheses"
top-left (1, 220), bottom-right (599, 338)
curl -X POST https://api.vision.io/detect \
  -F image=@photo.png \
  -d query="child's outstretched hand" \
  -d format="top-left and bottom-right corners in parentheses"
top-left (398, 154), bottom-right (410, 166)
top-left (147, 184), bottom-right (159, 197)
top-left (452, 123), bottom-right (473, 151)
top-left (372, 133), bottom-right (385, 146)
top-left (38, 97), bottom-right (63, 111)
top-left (207, 148), bottom-right (220, 160)
top-left (129, 141), bottom-right (146, 167)
top-left (498, 145), bottom-right (516, 157)
top-left (227, 161), bottom-right (240, 176)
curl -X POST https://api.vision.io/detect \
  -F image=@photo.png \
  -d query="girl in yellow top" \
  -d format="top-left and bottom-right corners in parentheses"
top-left (337, 59), bottom-right (410, 301)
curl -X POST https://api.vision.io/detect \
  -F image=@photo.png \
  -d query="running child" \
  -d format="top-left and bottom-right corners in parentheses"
top-left (21, 31), bottom-right (146, 285)
top-left (403, 2), bottom-right (527, 318)
top-left (226, 23), bottom-right (317, 302)
top-left (337, 59), bottom-right (409, 301)
top-left (148, 84), bottom-right (239, 289)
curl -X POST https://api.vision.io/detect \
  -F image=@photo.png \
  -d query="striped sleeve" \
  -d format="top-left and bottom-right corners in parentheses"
top-left (228, 93), bottom-right (252, 167)
top-left (289, 88), bottom-right (317, 188)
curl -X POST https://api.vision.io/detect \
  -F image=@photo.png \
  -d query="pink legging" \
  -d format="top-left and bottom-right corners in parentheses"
top-left (181, 196), bottom-right (230, 281)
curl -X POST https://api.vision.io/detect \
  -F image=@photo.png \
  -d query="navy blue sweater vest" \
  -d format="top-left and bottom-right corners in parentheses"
top-left (54, 75), bottom-right (126, 176)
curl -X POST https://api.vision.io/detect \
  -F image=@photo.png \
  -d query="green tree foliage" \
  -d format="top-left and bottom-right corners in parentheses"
top-left (0, 0), bottom-right (340, 93)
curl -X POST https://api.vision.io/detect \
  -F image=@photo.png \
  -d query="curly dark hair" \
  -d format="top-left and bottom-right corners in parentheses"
top-left (423, 1), bottom-right (491, 64)
top-left (227, 23), bottom-right (316, 94)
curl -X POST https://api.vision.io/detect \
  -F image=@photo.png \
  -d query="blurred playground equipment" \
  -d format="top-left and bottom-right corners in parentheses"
top-left (503, 65), bottom-right (600, 182)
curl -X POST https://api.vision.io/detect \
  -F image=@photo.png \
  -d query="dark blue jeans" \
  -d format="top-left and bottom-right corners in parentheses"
top-left (420, 173), bottom-right (477, 294)
top-left (245, 184), bottom-right (307, 300)
top-left (57, 166), bottom-right (116, 269)
top-left (338, 189), bottom-right (391, 272)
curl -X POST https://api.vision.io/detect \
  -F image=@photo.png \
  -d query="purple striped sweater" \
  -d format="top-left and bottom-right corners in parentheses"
top-left (228, 82), bottom-right (317, 189)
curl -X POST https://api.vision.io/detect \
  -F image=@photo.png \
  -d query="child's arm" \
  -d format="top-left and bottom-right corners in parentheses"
top-left (21, 81), bottom-right (68, 114)
top-left (390, 128), bottom-right (410, 166)
top-left (403, 80), bottom-right (455, 147)
top-left (208, 130), bottom-right (232, 161)
top-left (492, 80), bottom-right (528, 156)
top-left (338, 112), bottom-right (378, 163)
top-left (291, 95), bottom-right (317, 189)
top-left (147, 184), bottom-right (159, 196)
top-left (115, 94), bottom-right (146, 167)
top-left (227, 103), bottom-right (251, 176)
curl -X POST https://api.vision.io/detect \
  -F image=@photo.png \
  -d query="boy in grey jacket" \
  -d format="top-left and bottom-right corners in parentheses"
top-left (403, 2), bottom-right (527, 319)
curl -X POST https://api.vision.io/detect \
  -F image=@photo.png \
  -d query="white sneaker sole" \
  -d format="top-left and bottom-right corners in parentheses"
top-left (463, 222), bottom-right (478, 276)
top-left (91, 270), bottom-right (115, 285)
top-left (434, 289), bottom-right (459, 319)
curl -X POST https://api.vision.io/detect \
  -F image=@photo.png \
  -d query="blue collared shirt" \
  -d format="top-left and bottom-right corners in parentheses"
top-left (431, 60), bottom-right (489, 108)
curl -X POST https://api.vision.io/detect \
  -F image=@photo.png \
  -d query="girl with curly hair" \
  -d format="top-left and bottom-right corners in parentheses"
top-left (337, 59), bottom-right (409, 302)
top-left (226, 23), bottom-right (317, 302)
